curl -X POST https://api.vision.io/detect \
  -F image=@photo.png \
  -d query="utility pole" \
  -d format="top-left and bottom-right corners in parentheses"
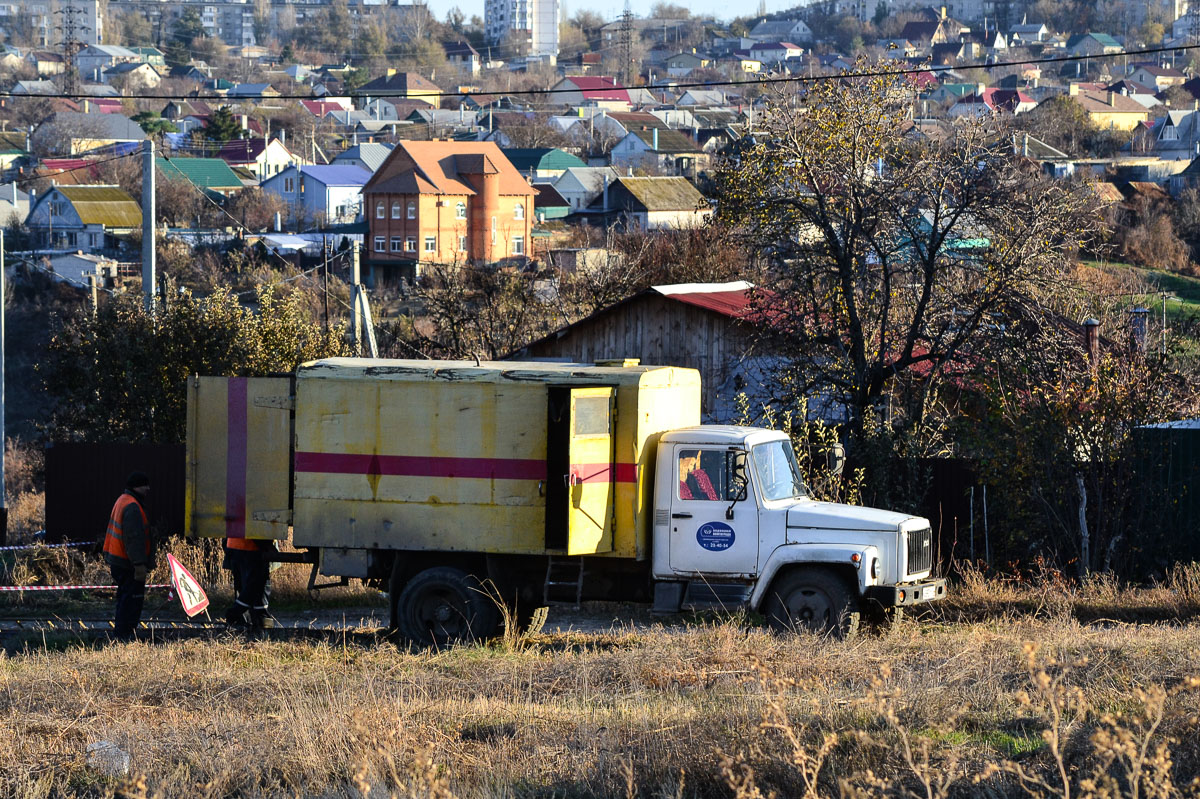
top-left (350, 242), bottom-right (361, 354)
top-left (142, 139), bottom-right (156, 313)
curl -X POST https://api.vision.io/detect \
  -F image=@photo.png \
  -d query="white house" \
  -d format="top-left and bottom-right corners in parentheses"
top-left (610, 128), bottom-right (706, 176)
top-left (584, 176), bottom-right (711, 230)
top-left (260, 164), bottom-right (371, 225)
top-left (748, 19), bottom-right (813, 44)
top-left (26, 185), bottom-right (142, 251)
top-left (551, 166), bottom-right (622, 211)
top-left (748, 41), bottom-right (804, 64)
top-left (75, 44), bottom-right (138, 81)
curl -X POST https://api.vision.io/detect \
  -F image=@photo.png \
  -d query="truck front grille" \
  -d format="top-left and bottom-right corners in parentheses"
top-left (906, 527), bottom-right (933, 575)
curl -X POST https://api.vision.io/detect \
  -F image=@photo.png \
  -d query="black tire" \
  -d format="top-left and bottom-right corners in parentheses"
top-left (763, 568), bottom-right (860, 639)
top-left (394, 566), bottom-right (499, 647)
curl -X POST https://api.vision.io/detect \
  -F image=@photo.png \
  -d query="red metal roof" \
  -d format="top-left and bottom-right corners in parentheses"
top-left (655, 283), bottom-right (755, 317)
top-left (565, 75), bottom-right (630, 102)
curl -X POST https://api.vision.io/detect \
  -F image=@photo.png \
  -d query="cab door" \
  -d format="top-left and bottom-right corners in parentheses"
top-left (668, 444), bottom-right (759, 575)
top-left (566, 387), bottom-right (616, 555)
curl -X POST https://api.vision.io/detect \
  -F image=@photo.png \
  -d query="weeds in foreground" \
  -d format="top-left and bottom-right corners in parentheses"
top-left (723, 643), bottom-right (1200, 799)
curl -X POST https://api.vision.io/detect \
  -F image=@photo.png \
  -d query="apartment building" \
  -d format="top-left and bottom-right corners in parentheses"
top-left (363, 141), bottom-right (536, 279)
top-left (484, 0), bottom-right (559, 58)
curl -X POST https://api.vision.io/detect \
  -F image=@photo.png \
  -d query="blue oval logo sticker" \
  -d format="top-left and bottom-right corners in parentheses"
top-left (696, 522), bottom-right (736, 552)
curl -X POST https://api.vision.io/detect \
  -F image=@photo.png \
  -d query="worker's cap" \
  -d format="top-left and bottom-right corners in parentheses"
top-left (126, 471), bottom-right (151, 490)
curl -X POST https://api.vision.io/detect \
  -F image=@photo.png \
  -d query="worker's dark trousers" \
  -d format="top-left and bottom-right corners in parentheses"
top-left (225, 549), bottom-right (271, 626)
top-left (110, 561), bottom-right (145, 640)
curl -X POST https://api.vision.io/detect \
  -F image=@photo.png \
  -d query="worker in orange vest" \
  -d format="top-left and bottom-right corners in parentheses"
top-left (223, 536), bottom-right (276, 630)
top-left (103, 472), bottom-right (153, 641)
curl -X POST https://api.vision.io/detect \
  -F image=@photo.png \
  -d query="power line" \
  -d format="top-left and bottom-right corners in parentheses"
top-left (6, 41), bottom-right (1200, 103)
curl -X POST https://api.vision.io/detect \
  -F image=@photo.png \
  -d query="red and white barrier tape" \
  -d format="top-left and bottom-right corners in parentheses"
top-left (0, 541), bottom-right (93, 552)
top-left (0, 584), bottom-right (172, 592)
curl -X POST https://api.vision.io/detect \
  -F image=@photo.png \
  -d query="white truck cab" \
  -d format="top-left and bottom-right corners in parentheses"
top-left (650, 426), bottom-right (946, 633)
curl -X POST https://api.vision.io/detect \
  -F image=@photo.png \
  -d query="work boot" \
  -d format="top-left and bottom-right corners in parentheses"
top-left (225, 605), bottom-right (249, 627)
top-left (249, 609), bottom-right (276, 630)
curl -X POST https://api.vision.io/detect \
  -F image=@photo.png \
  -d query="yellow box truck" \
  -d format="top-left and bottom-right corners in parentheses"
top-left (187, 358), bottom-right (945, 644)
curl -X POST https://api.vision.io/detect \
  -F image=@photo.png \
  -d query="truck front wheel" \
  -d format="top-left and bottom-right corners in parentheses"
top-left (763, 568), bottom-right (860, 639)
top-left (395, 567), bottom-right (499, 647)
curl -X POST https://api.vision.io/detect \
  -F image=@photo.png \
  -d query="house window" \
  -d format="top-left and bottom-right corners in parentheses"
top-left (1163, 126), bottom-right (1179, 141)
top-left (376, 203), bottom-right (385, 219)
top-left (458, 235), bottom-right (468, 251)
top-left (284, 177), bottom-right (295, 193)
top-left (514, 202), bottom-right (524, 220)
top-left (513, 235), bottom-right (525, 255)
top-left (424, 236), bottom-right (436, 252)
top-left (391, 201), bottom-right (401, 219)
top-left (455, 201), bottom-right (466, 219)
top-left (405, 236), bottom-right (416, 251)
top-left (390, 237), bottom-right (402, 252)
top-left (374, 236), bottom-right (385, 252)
top-left (407, 202), bottom-right (416, 219)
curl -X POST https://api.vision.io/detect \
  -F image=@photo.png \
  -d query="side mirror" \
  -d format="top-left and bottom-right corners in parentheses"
top-left (727, 451), bottom-right (749, 519)
top-left (826, 443), bottom-right (846, 477)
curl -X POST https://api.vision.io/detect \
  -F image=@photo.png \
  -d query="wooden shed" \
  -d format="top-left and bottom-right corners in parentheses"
top-left (508, 282), bottom-right (757, 421)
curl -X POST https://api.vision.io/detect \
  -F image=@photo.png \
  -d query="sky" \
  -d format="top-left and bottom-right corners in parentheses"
top-left (419, 0), bottom-right (800, 26)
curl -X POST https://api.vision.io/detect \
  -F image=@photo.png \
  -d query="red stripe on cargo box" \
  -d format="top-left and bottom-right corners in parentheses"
top-left (294, 453), bottom-right (639, 483)
top-left (571, 463), bottom-right (638, 483)
top-left (294, 452), bottom-right (547, 480)
top-left (225, 377), bottom-right (248, 539)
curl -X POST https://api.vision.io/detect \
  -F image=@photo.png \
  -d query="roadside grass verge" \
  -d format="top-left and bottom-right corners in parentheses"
top-left (2, 592), bottom-right (1200, 798)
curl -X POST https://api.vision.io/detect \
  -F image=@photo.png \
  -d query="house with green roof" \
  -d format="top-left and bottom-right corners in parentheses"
top-left (501, 148), bottom-right (587, 180)
top-left (130, 46), bottom-right (166, 67)
top-left (26, 185), bottom-right (142, 251)
top-left (1066, 33), bottom-right (1123, 56)
top-left (157, 157), bottom-right (244, 195)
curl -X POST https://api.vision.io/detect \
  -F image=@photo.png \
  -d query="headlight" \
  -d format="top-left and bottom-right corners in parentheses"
top-left (871, 557), bottom-right (880, 579)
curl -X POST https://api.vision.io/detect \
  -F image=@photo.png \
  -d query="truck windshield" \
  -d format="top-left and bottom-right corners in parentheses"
top-left (751, 441), bottom-right (807, 501)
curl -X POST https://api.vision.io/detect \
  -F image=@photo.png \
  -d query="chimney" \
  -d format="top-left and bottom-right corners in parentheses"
top-left (602, 173), bottom-right (609, 211)
top-left (274, 211), bottom-right (281, 232)
top-left (1107, 90), bottom-right (1115, 106)
top-left (940, 5), bottom-right (946, 18)
top-left (1068, 82), bottom-right (1080, 96)
top-left (1084, 318), bottom-right (1100, 367)
top-left (241, 115), bottom-right (248, 130)
top-left (652, 127), bottom-right (659, 150)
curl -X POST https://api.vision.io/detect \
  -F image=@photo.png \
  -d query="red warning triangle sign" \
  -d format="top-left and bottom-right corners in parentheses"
top-left (166, 553), bottom-right (210, 618)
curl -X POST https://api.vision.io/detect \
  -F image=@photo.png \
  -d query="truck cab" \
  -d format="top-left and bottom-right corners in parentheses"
top-left (649, 427), bottom-right (945, 634)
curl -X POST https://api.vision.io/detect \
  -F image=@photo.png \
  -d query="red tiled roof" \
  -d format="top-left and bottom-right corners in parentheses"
top-left (564, 75), bottom-right (629, 102)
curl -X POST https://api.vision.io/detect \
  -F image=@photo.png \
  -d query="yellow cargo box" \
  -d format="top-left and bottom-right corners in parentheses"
top-left (187, 359), bottom-right (701, 560)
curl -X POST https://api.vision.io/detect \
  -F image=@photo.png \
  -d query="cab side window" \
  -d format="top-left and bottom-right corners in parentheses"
top-left (677, 449), bottom-right (729, 501)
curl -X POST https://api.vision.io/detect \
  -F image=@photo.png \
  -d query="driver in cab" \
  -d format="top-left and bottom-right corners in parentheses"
top-left (679, 449), bottom-right (719, 501)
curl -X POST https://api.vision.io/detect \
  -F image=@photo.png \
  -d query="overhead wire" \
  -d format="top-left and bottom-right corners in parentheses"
top-left (5, 40), bottom-right (1200, 102)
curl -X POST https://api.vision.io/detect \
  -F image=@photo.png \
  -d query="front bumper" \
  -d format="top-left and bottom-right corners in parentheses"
top-left (865, 577), bottom-right (947, 607)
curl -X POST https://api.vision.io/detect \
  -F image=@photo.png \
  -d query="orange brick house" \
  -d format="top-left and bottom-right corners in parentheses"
top-left (363, 141), bottom-right (537, 280)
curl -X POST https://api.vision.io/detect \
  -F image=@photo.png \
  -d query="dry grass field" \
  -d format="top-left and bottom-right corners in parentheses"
top-left (3, 563), bottom-right (1200, 798)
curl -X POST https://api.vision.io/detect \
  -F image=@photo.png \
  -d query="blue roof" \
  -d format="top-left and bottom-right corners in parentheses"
top-left (298, 165), bottom-right (372, 186)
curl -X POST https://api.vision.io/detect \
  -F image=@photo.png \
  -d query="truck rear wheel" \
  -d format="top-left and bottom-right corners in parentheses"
top-left (395, 567), bottom-right (499, 647)
top-left (763, 568), bottom-right (859, 639)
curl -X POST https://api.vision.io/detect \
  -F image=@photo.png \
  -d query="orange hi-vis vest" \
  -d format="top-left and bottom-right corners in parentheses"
top-left (225, 537), bottom-right (261, 551)
top-left (103, 493), bottom-right (149, 561)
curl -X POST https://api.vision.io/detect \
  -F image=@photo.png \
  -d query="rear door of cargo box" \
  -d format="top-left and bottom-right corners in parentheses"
top-left (566, 387), bottom-right (616, 555)
top-left (186, 376), bottom-right (293, 542)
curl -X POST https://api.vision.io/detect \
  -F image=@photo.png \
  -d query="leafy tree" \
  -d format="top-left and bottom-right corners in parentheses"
top-left (714, 64), bottom-right (1100, 442)
top-left (43, 286), bottom-right (349, 445)
top-left (132, 111), bottom-right (179, 137)
top-left (958, 294), bottom-right (1199, 575)
top-left (165, 7), bottom-right (207, 67)
top-left (202, 106), bottom-right (245, 143)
